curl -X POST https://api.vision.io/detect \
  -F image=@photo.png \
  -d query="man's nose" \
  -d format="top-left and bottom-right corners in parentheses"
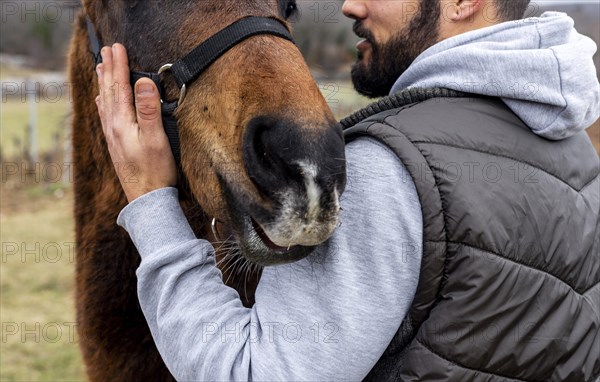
top-left (342, 0), bottom-right (368, 20)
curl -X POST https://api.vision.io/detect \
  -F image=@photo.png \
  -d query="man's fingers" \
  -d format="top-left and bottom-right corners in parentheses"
top-left (100, 46), bottom-right (113, 102)
top-left (95, 95), bottom-right (104, 118)
top-left (111, 43), bottom-right (136, 122)
top-left (95, 63), bottom-right (104, 115)
top-left (111, 43), bottom-right (130, 85)
top-left (134, 78), bottom-right (163, 132)
top-left (96, 63), bottom-right (104, 92)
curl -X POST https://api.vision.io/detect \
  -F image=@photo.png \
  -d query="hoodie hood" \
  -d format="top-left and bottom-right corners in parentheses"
top-left (390, 12), bottom-right (600, 140)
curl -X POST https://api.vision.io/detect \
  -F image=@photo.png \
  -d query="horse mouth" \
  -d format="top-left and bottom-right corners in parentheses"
top-left (243, 215), bottom-right (314, 266)
top-left (214, 214), bottom-right (314, 267)
top-left (217, 175), bottom-right (322, 267)
top-left (250, 218), bottom-right (296, 253)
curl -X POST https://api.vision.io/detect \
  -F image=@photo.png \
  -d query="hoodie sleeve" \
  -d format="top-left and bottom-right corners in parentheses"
top-left (117, 137), bottom-right (423, 381)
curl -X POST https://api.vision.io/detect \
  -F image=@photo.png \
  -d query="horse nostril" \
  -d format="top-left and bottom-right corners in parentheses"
top-left (243, 115), bottom-right (346, 202)
top-left (243, 116), bottom-right (291, 197)
top-left (252, 120), bottom-right (282, 172)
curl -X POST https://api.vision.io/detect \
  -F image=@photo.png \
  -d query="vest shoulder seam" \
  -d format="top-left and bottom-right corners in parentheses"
top-left (412, 140), bottom-right (596, 192)
top-left (415, 338), bottom-right (537, 382)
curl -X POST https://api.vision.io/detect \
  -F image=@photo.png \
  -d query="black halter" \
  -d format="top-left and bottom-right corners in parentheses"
top-left (86, 15), bottom-right (295, 165)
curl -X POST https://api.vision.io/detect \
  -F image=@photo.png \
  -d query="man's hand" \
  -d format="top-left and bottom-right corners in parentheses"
top-left (95, 43), bottom-right (177, 203)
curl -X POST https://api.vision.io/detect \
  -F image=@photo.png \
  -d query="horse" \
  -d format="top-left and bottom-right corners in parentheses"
top-left (68, 1), bottom-right (346, 380)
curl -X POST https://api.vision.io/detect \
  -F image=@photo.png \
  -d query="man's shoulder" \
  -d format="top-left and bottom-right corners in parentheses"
top-left (341, 88), bottom-right (486, 132)
top-left (345, 95), bottom-right (520, 150)
top-left (364, 96), bottom-right (507, 127)
top-left (343, 137), bottom-right (420, 209)
top-left (345, 136), bottom-right (406, 179)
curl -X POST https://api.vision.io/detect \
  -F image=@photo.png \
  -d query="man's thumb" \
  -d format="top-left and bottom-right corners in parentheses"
top-left (134, 79), bottom-right (162, 126)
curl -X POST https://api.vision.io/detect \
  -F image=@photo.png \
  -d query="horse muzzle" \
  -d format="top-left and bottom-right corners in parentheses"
top-left (219, 115), bottom-right (347, 265)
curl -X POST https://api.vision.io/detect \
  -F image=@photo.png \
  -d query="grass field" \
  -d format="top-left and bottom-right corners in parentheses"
top-left (0, 65), bottom-right (47, 81)
top-left (1, 187), bottom-right (85, 381)
top-left (1, 99), bottom-right (71, 159)
top-left (320, 81), bottom-right (372, 120)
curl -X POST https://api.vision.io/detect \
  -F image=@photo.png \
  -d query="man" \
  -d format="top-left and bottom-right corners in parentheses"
top-left (95, 0), bottom-right (600, 380)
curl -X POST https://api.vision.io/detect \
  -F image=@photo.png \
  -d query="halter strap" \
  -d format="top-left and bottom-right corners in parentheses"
top-left (86, 15), bottom-right (103, 66)
top-left (85, 14), bottom-right (295, 165)
top-left (170, 17), bottom-right (294, 89)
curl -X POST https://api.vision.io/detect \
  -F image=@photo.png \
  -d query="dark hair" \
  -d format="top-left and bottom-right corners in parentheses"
top-left (495, 0), bottom-right (531, 21)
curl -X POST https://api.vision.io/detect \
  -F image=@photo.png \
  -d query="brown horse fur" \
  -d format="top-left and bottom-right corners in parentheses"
top-left (69, 1), bottom-right (342, 380)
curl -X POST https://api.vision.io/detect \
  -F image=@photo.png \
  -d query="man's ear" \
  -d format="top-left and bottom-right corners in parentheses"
top-left (444, 0), bottom-right (485, 22)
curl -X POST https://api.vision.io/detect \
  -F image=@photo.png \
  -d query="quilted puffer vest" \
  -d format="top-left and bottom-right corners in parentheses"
top-left (343, 89), bottom-right (600, 382)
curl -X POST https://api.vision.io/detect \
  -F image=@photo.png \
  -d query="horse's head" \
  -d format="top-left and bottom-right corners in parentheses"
top-left (85, 0), bottom-right (346, 266)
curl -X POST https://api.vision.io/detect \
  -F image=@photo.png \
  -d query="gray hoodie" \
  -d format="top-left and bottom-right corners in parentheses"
top-left (391, 12), bottom-right (600, 140)
top-left (119, 12), bottom-right (599, 381)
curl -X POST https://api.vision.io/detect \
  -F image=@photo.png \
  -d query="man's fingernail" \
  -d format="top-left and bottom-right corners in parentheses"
top-left (137, 83), bottom-right (155, 95)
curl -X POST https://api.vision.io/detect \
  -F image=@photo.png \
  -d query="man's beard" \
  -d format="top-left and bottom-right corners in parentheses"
top-left (351, 1), bottom-right (441, 98)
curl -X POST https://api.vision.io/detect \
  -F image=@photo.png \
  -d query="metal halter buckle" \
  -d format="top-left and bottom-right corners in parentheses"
top-left (158, 63), bottom-right (187, 106)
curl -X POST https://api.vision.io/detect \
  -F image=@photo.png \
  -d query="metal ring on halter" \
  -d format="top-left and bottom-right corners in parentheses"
top-left (158, 63), bottom-right (187, 106)
top-left (211, 218), bottom-right (222, 242)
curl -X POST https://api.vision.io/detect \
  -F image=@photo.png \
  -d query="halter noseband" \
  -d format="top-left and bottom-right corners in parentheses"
top-left (86, 15), bottom-right (295, 165)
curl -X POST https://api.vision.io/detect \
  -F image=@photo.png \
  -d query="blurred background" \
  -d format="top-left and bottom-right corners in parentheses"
top-left (1, 1), bottom-right (598, 380)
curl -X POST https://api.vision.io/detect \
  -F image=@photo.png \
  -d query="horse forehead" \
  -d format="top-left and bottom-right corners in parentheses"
top-left (102, 0), bottom-right (288, 67)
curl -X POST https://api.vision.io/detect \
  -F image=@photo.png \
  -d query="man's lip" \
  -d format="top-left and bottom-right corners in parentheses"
top-left (356, 39), bottom-right (371, 51)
